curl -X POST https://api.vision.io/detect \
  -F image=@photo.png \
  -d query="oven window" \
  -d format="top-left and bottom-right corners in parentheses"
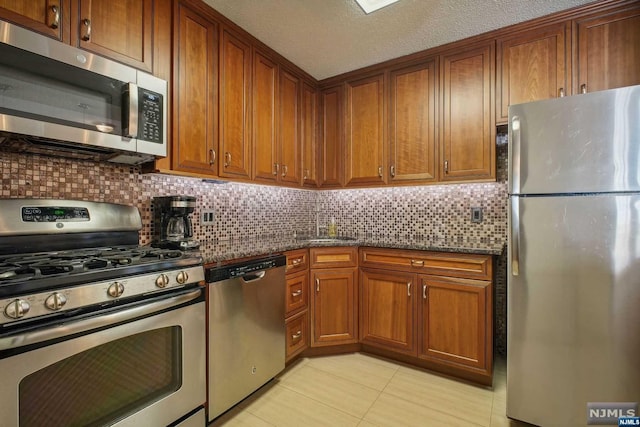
top-left (18, 327), bottom-right (182, 427)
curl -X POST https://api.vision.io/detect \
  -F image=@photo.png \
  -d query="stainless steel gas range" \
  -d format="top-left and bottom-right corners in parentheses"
top-left (0, 199), bottom-right (206, 427)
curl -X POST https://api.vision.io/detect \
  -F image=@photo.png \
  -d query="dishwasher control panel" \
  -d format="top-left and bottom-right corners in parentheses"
top-left (205, 255), bottom-right (286, 283)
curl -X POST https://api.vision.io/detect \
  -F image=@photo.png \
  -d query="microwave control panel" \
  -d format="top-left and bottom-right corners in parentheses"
top-left (138, 88), bottom-right (163, 144)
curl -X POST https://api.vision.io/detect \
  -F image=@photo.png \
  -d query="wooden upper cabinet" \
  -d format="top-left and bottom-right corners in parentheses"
top-left (0, 0), bottom-right (70, 42)
top-left (252, 50), bottom-right (278, 183)
top-left (220, 28), bottom-right (252, 179)
top-left (320, 85), bottom-right (344, 188)
top-left (73, 0), bottom-right (153, 72)
top-left (279, 68), bottom-right (301, 185)
top-left (389, 59), bottom-right (438, 183)
top-left (0, 0), bottom-right (153, 71)
top-left (172, 2), bottom-right (218, 175)
top-left (497, 22), bottom-right (570, 124)
top-left (574, 6), bottom-right (640, 94)
top-left (345, 74), bottom-right (386, 186)
top-left (301, 82), bottom-right (319, 187)
top-left (441, 43), bottom-right (495, 181)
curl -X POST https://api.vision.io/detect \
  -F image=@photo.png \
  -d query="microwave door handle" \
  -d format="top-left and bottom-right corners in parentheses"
top-left (125, 82), bottom-right (139, 138)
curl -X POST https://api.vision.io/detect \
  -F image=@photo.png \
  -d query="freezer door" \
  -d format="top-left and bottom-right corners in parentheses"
top-left (508, 84), bottom-right (640, 195)
top-left (507, 194), bottom-right (640, 426)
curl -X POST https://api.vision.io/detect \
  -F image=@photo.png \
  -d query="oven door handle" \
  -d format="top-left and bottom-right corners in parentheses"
top-left (0, 289), bottom-right (202, 351)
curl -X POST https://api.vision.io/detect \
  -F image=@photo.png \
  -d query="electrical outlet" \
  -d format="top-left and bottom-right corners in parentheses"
top-left (202, 210), bottom-right (215, 224)
top-left (471, 207), bottom-right (483, 223)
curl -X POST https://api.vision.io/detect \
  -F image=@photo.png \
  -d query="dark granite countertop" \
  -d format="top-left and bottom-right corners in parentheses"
top-left (197, 235), bottom-right (505, 266)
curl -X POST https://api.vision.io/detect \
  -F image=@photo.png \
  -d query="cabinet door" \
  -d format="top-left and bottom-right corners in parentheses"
top-left (220, 29), bottom-right (252, 179)
top-left (172, 2), bottom-right (217, 175)
top-left (73, 0), bottom-right (153, 72)
top-left (441, 43), bottom-right (495, 181)
top-left (360, 269), bottom-right (416, 354)
top-left (575, 7), bottom-right (640, 94)
top-left (389, 60), bottom-right (437, 183)
top-left (319, 85), bottom-right (343, 187)
top-left (311, 268), bottom-right (358, 346)
top-left (301, 82), bottom-right (318, 187)
top-left (418, 275), bottom-right (491, 371)
top-left (345, 74), bottom-right (385, 185)
top-left (497, 22), bottom-right (570, 124)
top-left (252, 51), bottom-right (278, 183)
top-left (0, 0), bottom-right (69, 42)
top-left (279, 68), bottom-right (301, 185)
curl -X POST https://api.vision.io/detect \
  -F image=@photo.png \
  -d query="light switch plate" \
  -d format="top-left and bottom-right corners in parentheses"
top-left (471, 207), bottom-right (483, 223)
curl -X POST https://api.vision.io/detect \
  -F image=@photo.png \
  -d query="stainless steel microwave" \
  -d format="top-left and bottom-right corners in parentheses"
top-left (0, 20), bottom-right (167, 165)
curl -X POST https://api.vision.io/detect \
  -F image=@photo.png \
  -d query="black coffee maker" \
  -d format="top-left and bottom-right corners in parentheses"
top-left (152, 195), bottom-right (200, 250)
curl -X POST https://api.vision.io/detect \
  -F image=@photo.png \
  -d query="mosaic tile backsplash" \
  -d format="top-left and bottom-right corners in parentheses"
top-left (0, 137), bottom-right (508, 355)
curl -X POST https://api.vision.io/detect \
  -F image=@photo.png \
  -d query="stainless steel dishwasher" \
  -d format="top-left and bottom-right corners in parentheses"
top-left (205, 255), bottom-right (286, 421)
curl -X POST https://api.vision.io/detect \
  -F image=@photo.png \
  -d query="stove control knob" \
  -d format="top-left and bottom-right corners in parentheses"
top-left (45, 292), bottom-right (67, 311)
top-left (176, 271), bottom-right (189, 284)
top-left (107, 282), bottom-right (125, 298)
top-left (155, 273), bottom-right (170, 288)
top-left (4, 299), bottom-right (30, 319)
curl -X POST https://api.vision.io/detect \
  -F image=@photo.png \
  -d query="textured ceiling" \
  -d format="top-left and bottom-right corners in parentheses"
top-left (204, 0), bottom-right (596, 80)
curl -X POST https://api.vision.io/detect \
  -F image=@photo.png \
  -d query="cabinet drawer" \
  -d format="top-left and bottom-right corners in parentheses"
top-left (285, 271), bottom-right (308, 317)
top-left (360, 247), bottom-right (492, 280)
top-left (285, 248), bottom-right (309, 274)
top-left (310, 247), bottom-right (358, 268)
top-left (286, 309), bottom-right (308, 361)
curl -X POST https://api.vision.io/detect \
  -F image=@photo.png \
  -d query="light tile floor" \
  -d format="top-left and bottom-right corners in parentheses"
top-left (210, 353), bottom-right (533, 427)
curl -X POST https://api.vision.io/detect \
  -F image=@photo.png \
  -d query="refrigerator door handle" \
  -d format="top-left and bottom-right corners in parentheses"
top-left (511, 115), bottom-right (521, 195)
top-left (511, 197), bottom-right (520, 276)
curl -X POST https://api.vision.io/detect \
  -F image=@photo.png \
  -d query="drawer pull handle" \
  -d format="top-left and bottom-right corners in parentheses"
top-left (291, 258), bottom-right (302, 265)
top-left (291, 290), bottom-right (302, 297)
top-left (292, 331), bottom-right (302, 340)
top-left (224, 152), bottom-right (232, 167)
top-left (581, 83), bottom-right (587, 94)
top-left (282, 164), bottom-right (288, 178)
top-left (407, 282), bottom-right (411, 297)
top-left (423, 284), bottom-right (427, 299)
top-left (558, 87), bottom-right (565, 98)
top-left (273, 163), bottom-right (279, 175)
top-left (315, 278), bottom-right (320, 292)
top-left (410, 259), bottom-right (424, 267)
top-left (209, 149), bottom-right (216, 165)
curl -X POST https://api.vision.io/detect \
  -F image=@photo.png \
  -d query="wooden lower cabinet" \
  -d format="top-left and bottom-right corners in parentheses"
top-left (359, 268), bottom-right (416, 354)
top-left (358, 247), bottom-right (493, 384)
top-left (286, 309), bottom-right (308, 362)
top-left (284, 249), bottom-right (310, 362)
top-left (418, 275), bottom-right (491, 371)
top-left (311, 267), bottom-right (358, 346)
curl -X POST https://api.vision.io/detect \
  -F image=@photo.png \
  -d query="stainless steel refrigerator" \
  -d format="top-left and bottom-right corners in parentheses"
top-left (507, 85), bottom-right (640, 426)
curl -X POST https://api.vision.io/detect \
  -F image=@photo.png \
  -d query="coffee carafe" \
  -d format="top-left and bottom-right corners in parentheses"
top-left (152, 195), bottom-right (200, 250)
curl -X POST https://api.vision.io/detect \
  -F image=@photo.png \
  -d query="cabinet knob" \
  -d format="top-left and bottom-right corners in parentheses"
top-left (81, 18), bottom-right (92, 41)
top-left (49, 5), bottom-right (60, 29)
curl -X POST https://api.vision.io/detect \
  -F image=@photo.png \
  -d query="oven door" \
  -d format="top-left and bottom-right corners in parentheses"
top-left (0, 288), bottom-right (205, 427)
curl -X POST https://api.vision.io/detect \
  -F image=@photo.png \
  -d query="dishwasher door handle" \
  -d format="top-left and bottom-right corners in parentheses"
top-left (241, 271), bottom-right (266, 283)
